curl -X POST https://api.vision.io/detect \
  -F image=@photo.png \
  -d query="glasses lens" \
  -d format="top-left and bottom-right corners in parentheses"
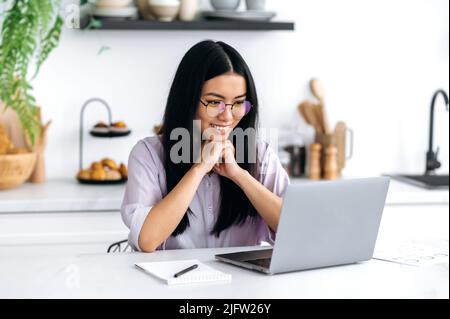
top-left (205, 101), bottom-right (252, 117)
top-left (206, 101), bottom-right (224, 117)
top-left (232, 101), bottom-right (252, 117)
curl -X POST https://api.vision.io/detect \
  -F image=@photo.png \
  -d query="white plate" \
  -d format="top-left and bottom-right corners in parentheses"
top-left (202, 10), bottom-right (276, 21)
top-left (93, 6), bottom-right (138, 18)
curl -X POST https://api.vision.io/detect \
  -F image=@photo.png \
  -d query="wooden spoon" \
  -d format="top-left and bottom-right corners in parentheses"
top-left (310, 78), bottom-right (331, 134)
top-left (310, 78), bottom-right (325, 101)
top-left (298, 100), bottom-right (323, 134)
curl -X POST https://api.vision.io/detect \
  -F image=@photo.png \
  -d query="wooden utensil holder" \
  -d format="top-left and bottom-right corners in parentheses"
top-left (314, 126), bottom-right (353, 179)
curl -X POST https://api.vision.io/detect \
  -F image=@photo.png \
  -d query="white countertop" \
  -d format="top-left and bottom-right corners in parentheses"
top-left (0, 177), bottom-right (448, 214)
top-left (0, 245), bottom-right (447, 299)
top-left (0, 179), bottom-right (124, 213)
top-left (291, 177), bottom-right (449, 205)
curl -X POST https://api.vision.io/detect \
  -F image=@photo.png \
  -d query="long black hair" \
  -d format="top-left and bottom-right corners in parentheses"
top-left (161, 40), bottom-right (259, 237)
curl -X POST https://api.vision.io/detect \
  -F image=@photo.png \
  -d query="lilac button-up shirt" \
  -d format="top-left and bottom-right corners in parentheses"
top-left (121, 135), bottom-right (290, 251)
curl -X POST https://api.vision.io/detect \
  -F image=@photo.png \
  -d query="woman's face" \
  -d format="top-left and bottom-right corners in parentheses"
top-left (196, 72), bottom-right (247, 141)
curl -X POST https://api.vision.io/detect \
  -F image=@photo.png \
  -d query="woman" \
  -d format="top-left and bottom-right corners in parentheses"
top-left (121, 40), bottom-right (289, 252)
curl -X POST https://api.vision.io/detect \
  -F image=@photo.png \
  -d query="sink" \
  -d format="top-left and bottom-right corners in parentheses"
top-left (386, 174), bottom-right (449, 190)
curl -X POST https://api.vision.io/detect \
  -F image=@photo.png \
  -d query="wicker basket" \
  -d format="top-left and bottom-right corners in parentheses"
top-left (0, 152), bottom-right (37, 190)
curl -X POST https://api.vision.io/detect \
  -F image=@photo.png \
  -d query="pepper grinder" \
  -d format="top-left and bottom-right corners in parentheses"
top-left (324, 145), bottom-right (339, 180)
top-left (308, 143), bottom-right (322, 180)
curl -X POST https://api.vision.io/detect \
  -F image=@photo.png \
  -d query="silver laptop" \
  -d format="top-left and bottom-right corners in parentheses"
top-left (215, 177), bottom-right (390, 274)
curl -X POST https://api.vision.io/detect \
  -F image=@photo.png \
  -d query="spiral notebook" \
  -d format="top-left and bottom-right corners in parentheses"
top-left (135, 259), bottom-right (232, 285)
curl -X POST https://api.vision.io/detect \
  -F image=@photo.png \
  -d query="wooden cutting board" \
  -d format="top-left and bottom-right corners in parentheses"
top-left (334, 121), bottom-right (347, 173)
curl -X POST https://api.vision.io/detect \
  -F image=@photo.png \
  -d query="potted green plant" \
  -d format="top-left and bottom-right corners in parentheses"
top-left (0, 0), bottom-right (63, 145)
top-left (0, 0), bottom-right (63, 185)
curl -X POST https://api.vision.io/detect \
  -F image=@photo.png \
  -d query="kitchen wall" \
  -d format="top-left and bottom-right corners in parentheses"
top-left (32, 0), bottom-right (449, 178)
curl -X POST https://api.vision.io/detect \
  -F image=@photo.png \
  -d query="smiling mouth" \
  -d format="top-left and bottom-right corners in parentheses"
top-left (210, 124), bottom-right (231, 134)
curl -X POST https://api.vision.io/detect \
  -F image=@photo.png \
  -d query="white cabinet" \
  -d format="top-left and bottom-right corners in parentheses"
top-left (0, 211), bottom-right (129, 257)
top-left (0, 179), bottom-right (447, 258)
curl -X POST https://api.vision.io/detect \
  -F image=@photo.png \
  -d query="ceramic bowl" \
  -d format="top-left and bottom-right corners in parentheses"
top-left (148, 0), bottom-right (180, 21)
top-left (210, 0), bottom-right (241, 11)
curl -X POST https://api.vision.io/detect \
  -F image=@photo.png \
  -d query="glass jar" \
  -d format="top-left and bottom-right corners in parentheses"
top-left (278, 150), bottom-right (291, 176)
top-left (279, 125), bottom-right (306, 177)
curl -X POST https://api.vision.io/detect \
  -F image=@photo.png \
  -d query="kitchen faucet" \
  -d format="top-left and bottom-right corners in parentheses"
top-left (385, 89), bottom-right (449, 188)
top-left (426, 89), bottom-right (449, 175)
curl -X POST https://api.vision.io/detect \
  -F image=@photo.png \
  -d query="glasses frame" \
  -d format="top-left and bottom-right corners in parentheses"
top-left (199, 99), bottom-right (253, 118)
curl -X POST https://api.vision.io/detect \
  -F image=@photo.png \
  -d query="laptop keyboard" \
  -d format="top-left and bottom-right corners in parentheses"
top-left (245, 258), bottom-right (272, 268)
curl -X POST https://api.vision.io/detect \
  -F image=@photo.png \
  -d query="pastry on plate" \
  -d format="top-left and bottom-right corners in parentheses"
top-left (77, 169), bottom-right (91, 180)
top-left (90, 161), bottom-right (103, 171)
top-left (106, 170), bottom-right (122, 181)
top-left (77, 158), bottom-right (126, 183)
top-left (102, 158), bottom-right (118, 170)
top-left (118, 163), bottom-right (128, 179)
top-left (110, 121), bottom-right (129, 132)
top-left (91, 121), bottom-right (110, 133)
top-left (90, 167), bottom-right (107, 181)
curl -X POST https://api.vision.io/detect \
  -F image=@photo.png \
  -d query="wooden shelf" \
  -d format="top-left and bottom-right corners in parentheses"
top-left (85, 19), bottom-right (295, 31)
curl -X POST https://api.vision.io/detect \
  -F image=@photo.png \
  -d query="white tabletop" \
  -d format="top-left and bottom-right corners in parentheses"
top-left (0, 178), bottom-right (448, 214)
top-left (0, 245), bottom-right (447, 299)
top-left (0, 195), bottom-right (448, 299)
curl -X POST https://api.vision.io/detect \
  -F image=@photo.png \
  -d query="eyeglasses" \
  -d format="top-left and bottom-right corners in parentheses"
top-left (200, 100), bottom-right (253, 118)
